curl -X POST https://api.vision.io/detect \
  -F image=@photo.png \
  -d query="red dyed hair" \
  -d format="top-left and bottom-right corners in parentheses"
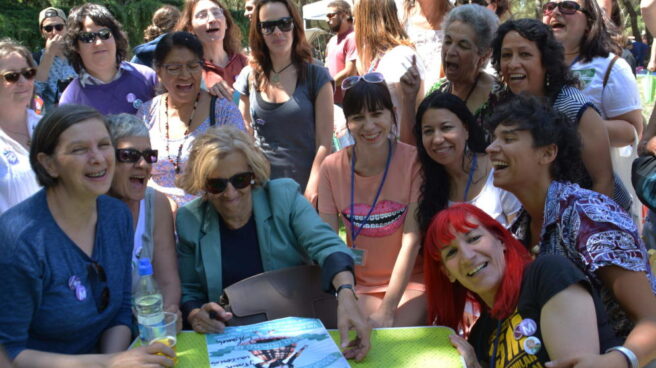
top-left (423, 204), bottom-right (532, 330)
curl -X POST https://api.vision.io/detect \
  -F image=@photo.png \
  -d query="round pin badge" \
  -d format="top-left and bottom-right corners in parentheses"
top-left (523, 336), bottom-right (542, 355)
top-left (132, 99), bottom-right (143, 110)
top-left (75, 284), bottom-right (87, 301)
top-left (516, 318), bottom-right (537, 338)
top-left (67, 275), bottom-right (80, 290)
top-left (126, 92), bottom-right (136, 103)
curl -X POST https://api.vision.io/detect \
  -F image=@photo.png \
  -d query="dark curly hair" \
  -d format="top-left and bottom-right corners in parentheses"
top-left (413, 91), bottom-right (488, 236)
top-left (491, 18), bottom-right (578, 101)
top-left (153, 31), bottom-right (204, 68)
top-left (486, 93), bottom-right (585, 184)
top-left (64, 3), bottom-right (129, 74)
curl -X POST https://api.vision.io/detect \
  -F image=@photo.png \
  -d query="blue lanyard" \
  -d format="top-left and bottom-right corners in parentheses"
top-left (463, 154), bottom-right (478, 202)
top-left (489, 319), bottom-right (502, 368)
top-left (349, 139), bottom-right (392, 246)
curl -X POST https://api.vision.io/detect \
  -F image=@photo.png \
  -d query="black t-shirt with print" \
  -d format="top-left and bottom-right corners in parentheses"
top-left (468, 255), bottom-right (620, 368)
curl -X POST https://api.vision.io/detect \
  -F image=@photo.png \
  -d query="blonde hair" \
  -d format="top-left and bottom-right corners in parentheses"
top-left (176, 125), bottom-right (270, 195)
top-left (354, 0), bottom-right (413, 72)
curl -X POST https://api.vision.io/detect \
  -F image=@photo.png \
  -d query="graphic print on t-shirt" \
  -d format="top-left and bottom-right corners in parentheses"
top-left (571, 68), bottom-right (595, 89)
top-left (489, 309), bottom-right (543, 368)
top-left (341, 200), bottom-right (407, 238)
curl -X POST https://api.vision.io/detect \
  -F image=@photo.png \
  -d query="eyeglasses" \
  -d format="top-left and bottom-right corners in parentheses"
top-left (341, 72), bottom-right (385, 91)
top-left (116, 148), bottom-right (158, 164)
top-left (161, 61), bottom-right (202, 76)
top-left (88, 262), bottom-right (110, 313)
top-left (194, 7), bottom-right (225, 20)
top-left (43, 24), bottom-right (65, 33)
top-left (206, 172), bottom-right (255, 194)
top-left (542, 1), bottom-right (587, 15)
top-left (259, 17), bottom-right (294, 35)
top-left (78, 29), bottom-right (113, 44)
top-left (326, 12), bottom-right (340, 19)
top-left (1, 68), bottom-right (37, 83)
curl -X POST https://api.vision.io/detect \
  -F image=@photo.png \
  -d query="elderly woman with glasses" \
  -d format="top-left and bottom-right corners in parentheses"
top-left (106, 114), bottom-right (181, 326)
top-left (137, 31), bottom-right (244, 210)
top-left (0, 104), bottom-right (175, 367)
top-left (235, 0), bottom-right (334, 204)
top-left (175, 125), bottom-right (370, 361)
top-left (0, 39), bottom-right (42, 214)
top-left (59, 3), bottom-right (157, 115)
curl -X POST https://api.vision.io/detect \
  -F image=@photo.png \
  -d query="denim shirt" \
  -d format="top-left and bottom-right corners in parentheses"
top-left (34, 52), bottom-right (77, 113)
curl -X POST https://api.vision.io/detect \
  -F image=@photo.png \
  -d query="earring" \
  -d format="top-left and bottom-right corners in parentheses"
top-left (545, 73), bottom-right (550, 88)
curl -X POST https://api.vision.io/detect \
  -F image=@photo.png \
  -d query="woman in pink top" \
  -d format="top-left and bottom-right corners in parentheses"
top-left (318, 73), bottom-right (426, 328)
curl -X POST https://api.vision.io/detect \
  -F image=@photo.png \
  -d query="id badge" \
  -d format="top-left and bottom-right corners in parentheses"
top-left (351, 248), bottom-right (367, 266)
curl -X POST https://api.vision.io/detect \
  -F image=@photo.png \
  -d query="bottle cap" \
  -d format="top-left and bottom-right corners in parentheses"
top-left (138, 258), bottom-right (153, 276)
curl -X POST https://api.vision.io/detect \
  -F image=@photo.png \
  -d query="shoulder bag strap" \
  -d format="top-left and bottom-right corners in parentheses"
top-left (603, 55), bottom-right (620, 88)
top-left (210, 95), bottom-right (217, 126)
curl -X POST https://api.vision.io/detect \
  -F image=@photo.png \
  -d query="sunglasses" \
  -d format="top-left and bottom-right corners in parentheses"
top-left (341, 72), bottom-right (385, 91)
top-left (78, 28), bottom-right (113, 44)
top-left (259, 17), bottom-right (294, 35)
top-left (206, 172), bottom-right (255, 194)
top-left (43, 24), bottom-right (65, 33)
top-left (161, 61), bottom-right (202, 76)
top-left (2, 68), bottom-right (37, 83)
top-left (542, 1), bottom-right (587, 15)
top-left (88, 261), bottom-right (110, 313)
top-left (326, 12), bottom-right (340, 19)
top-left (116, 148), bottom-right (158, 164)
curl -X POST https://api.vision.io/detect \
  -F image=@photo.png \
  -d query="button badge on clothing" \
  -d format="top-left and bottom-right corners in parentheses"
top-left (514, 318), bottom-right (537, 340)
top-left (68, 275), bottom-right (87, 301)
top-left (523, 336), bottom-right (542, 355)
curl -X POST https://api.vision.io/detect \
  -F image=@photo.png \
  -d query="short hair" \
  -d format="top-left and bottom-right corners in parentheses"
top-left (424, 203), bottom-right (533, 327)
top-left (0, 38), bottom-right (36, 70)
top-left (144, 5), bottom-right (181, 42)
top-left (153, 31), bottom-right (204, 68)
top-left (176, 0), bottom-right (242, 57)
top-left (64, 3), bottom-right (129, 74)
top-left (354, 0), bottom-right (413, 72)
top-left (327, 0), bottom-right (353, 18)
top-left (491, 18), bottom-right (578, 100)
top-left (342, 79), bottom-right (395, 126)
top-left (572, 0), bottom-right (621, 62)
top-left (249, 0), bottom-right (313, 91)
top-left (443, 4), bottom-right (498, 55)
top-left (30, 104), bottom-right (109, 188)
top-left (106, 113), bottom-right (149, 145)
top-left (413, 92), bottom-right (487, 235)
top-left (176, 125), bottom-right (271, 195)
top-left (486, 93), bottom-right (585, 184)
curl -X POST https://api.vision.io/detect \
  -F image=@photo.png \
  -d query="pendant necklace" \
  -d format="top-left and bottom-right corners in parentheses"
top-left (164, 92), bottom-right (200, 174)
top-left (271, 62), bottom-right (293, 84)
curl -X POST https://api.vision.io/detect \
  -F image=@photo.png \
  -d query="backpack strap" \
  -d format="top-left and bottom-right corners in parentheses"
top-left (210, 95), bottom-right (217, 126)
top-left (603, 55), bottom-right (620, 88)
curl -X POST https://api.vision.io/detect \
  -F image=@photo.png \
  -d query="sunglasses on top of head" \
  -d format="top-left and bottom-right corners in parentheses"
top-left (43, 24), bottom-right (65, 33)
top-left (341, 72), bottom-right (385, 91)
top-left (1, 68), bottom-right (37, 83)
top-left (258, 17), bottom-right (294, 35)
top-left (78, 28), bottom-right (113, 44)
top-left (206, 172), bottom-right (255, 194)
top-left (542, 1), bottom-right (588, 15)
top-left (115, 148), bottom-right (158, 164)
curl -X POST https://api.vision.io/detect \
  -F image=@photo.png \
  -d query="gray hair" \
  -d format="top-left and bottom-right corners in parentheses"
top-left (106, 113), bottom-right (149, 144)
top-left (442, 4), bottom-right (499, 55)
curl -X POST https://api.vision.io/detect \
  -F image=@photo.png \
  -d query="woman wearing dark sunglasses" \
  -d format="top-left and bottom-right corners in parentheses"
top-left (318, 75), bottom-right (426, 329)
top-left (60, 3), bottom-right (158, 115)
top-left (235, 0), bottom-right (334, 205)
top-left (0, 104), bottom-right (175, 367)
top-left (0, 39), bottom-right (41, 214)
top-left (175, 125), bottom-right (370, 361)
top-left (106, 114), bottom-right (181, 331)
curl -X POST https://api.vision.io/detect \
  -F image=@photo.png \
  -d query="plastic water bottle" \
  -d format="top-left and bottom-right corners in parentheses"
top-left (134, 258), bottom-right (164, 342)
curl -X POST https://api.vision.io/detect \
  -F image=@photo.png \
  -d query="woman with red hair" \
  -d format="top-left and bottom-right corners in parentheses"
top-left (424, 203), bottom-right (619, 367)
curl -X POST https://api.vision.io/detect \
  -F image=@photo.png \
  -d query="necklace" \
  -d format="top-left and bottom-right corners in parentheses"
top-left (163, 93), bottom-right (200, 174)
top-left (271, 62), bottom-right (293, 84)
top-left (451, 72), bottom-right (481, 104)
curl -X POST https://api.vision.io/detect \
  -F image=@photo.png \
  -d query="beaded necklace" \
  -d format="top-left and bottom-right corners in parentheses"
top-left (163, 92), bottom-right (200, 174)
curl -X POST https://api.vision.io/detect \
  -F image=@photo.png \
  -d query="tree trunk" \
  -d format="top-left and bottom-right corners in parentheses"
top-left (618, 0), bottom-right (642, 41)
top-left (535, 0), bottom-right (542, 19)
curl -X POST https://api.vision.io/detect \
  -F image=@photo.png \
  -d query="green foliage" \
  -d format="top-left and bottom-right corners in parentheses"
top-left (0, 0), bottom-right (251, 55)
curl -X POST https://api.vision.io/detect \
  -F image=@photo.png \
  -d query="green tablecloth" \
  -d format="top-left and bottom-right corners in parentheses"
top-left (156, 326), bottom-right (464, 367)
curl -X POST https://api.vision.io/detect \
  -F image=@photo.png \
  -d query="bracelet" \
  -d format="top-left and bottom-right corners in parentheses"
top-left (606, 346), bottom-right (639, 368)
top-left (334, 284), bottom-right (358, 299)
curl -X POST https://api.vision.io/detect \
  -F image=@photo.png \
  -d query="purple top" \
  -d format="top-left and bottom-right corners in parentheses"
top-left (59, 62), bottom-right (157, 115)
top-left (511, 180), bottom-right (656, 337)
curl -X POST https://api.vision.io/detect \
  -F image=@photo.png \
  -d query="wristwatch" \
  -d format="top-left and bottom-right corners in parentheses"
top-left (334, 283), bottom-right (357, 299)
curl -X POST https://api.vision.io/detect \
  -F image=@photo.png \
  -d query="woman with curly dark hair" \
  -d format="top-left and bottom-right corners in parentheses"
top-left (234, 0), bottom-right (333, 204)
top-left (486, 93), bottom-right (656, 368)
top-left (60, 3), bottom-right (157, 115)
top-left (177, 0), bottom-right (246, 97)
top-left (413, 92), bottom-right (520, 237)
top-left (490, 18), bottom-right (626, 209)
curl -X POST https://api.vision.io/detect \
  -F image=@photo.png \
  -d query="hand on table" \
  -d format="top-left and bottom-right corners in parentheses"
top-left (449, 334), bottom-right (481, 368)
top-left (188, 302), bottom-right (233, 334)
top-left (336, 291), bottom-right (371, 361)
top-left (107, 343), bottom-right (175, 368)
top-left (545, 351), bottom-right (627, 368)
top-left (208, 79), bottom-right (234, 102)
